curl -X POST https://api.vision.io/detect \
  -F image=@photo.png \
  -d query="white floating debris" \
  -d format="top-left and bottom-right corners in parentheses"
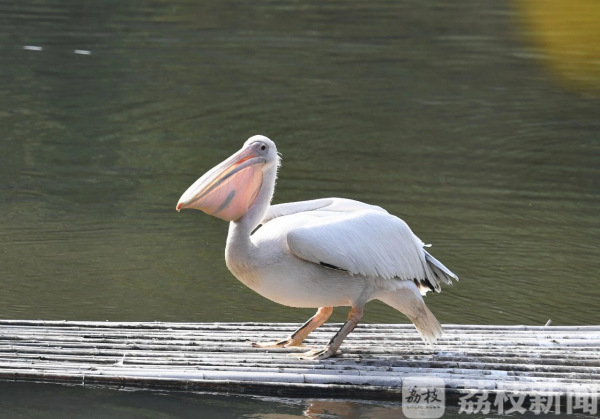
top-left (74, 49), bottom-right (91, 55)
top-left (23, 45), bottom-right (43, 51)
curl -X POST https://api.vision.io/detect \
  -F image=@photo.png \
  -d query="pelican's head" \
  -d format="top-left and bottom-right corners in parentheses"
top-left (176, 135), bottom-right (279, 221)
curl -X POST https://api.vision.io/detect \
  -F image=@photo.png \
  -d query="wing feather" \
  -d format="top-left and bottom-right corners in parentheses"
top-left (287, 210), bottom-right (429, 281)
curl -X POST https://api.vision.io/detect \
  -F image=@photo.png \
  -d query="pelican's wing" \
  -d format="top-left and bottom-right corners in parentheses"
top-left (264, 197), bottom-right (388, 224)
top-left (285, 209), bottom-right (457, 292)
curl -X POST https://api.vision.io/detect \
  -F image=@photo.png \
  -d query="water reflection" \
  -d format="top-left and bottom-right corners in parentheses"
top-left (299, 400), bottom-right (405, 419)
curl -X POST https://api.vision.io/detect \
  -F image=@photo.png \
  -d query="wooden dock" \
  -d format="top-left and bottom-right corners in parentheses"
top-left (0, 320), bottom-right (599, 405)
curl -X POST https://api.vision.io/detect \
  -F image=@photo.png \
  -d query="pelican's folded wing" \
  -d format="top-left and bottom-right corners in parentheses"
top-left (286, 210), bottom-right (430, 282)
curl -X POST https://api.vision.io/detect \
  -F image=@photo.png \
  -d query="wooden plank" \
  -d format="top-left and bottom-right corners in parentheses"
top-left (0, 320), bottom-right (599, 404)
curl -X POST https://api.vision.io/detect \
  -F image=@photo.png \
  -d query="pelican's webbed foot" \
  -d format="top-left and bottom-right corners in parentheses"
top-left (289, 346), bottom-right (341, 360)
top-left (251, 306), bottom-right (334, 350)
top-left (251, 337), bottom-right (312, 349)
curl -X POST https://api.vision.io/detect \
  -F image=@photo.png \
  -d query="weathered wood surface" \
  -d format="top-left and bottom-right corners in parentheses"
top-left (0, 320), bottom-right (599, 401)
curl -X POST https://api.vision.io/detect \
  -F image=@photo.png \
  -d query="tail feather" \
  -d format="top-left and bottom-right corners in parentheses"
top-left (410, 304), bottom-right (444, 344)
top-left (375, 282), bottom-right (445, 345)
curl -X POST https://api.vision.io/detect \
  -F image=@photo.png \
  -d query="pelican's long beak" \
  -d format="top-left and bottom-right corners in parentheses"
top-left (176, 145), bottom-right (266, 221)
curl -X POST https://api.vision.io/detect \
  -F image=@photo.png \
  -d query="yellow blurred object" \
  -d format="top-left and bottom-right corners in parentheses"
top-left (516, 0), bottom-right (600, 93)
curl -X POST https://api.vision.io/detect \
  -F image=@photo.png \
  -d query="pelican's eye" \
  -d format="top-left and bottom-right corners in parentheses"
top-left (251, 141), bottom-right (269, 153)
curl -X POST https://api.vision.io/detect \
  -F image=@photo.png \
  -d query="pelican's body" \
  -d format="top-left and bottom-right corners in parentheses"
top-left (177, 135), bottom-right (458, 359)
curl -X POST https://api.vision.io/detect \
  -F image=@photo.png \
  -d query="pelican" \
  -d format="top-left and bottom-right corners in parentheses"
top-left (176, 135), bottom-right (458, 360)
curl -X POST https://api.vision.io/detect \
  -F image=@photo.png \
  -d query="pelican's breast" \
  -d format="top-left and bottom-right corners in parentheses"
top-left (236, 214), bottom-right (363, 308)
top-left (224, 214), bottom-right (292, 291)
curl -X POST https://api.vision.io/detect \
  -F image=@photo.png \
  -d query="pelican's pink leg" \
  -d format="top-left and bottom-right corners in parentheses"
top-left (291, 306), bottom-right (363, 360)
top-left (252, 306), bottom-right (334, 348)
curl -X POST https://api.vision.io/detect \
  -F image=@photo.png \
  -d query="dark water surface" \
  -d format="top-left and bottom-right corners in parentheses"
top-left (1, 0), bottom-right (599, 417)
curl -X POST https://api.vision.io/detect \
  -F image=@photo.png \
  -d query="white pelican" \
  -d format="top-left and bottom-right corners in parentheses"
top-left (177, 135), bottom-right (458, 360)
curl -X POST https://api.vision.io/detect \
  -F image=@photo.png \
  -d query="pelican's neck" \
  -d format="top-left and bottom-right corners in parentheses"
top-left (225, 162), bottom-right (277, 266)
top-left (226, 194), bottom-right (268, 249)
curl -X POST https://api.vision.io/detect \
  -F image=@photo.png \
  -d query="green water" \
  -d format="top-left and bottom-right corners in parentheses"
top-left (1, 0), bottom-right (598, 417)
